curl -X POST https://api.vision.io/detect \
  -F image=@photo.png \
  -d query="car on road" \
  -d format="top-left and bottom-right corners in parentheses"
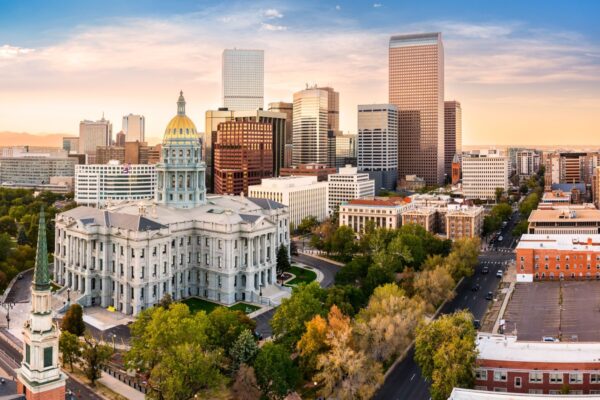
top-left (17, 273), bottom-right (23, 280)
top-left (485, 291), bottom-right (494, 300)
top-left (482, 266), bottom-right (489, 274)
top-left (473, 320), bottom-right (481, 329)
top-left (498, 236), bottom-right (503, 242)
top-left (471, 283), bottom-right (480, 292)
top-left (542, 336), bottom-right (560, 342)
top-left (496, 269), bottom-right (503, 278)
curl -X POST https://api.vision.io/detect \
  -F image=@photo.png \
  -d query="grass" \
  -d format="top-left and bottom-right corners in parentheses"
top-left (181, 298), bottom-right (261, 315)
top-left (285, 265), bottom-right (317, 286)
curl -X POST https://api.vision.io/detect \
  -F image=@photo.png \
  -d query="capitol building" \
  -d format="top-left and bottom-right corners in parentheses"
top-left (53, 92), bottom-right (290, 315)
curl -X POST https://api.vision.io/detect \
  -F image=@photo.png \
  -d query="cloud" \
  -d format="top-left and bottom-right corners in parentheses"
top-left (264, 8), bottom-right (283, 19)
top-left (335, 5), bottom-right (341, 11)
top-left (373, 3), bottom-right (382, 8)
top-left (0, 44), bottom-right (34, 59)
top-left (260, 22), bottom-right (287, 31)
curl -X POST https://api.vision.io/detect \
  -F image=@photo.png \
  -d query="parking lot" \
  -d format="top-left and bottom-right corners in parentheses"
top-left (503, 281), bottom-right (600, 342)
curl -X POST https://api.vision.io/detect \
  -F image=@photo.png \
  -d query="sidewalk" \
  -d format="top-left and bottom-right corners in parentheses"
top-left (97, 372), bottom-right (145, 400)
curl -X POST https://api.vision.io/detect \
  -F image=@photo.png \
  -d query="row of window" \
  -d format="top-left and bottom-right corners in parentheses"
top-left (477, 369), bottom-right (598, 384)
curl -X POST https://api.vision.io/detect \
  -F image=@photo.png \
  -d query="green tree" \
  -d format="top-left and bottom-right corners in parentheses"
top-left (270, 282), bottom-right (326, 349)
top-left (495, 187), bottom-right (504, 203)
top-left (445, 238), bottom-right (480, 281)
top-left (0, 216), bottom-right (17, 237)
top-left (158, 293), bottom-right (173, 309)
top-left (254, 343), bottom-right (298, 399)
top-left (330, 225), bottom-right (357, 260)
top-left (230, 329), bottom-right (259, 370)
top-left (0, 233), bottom-right (11, 262)
top-left (80, 334), bottom-right (113, 386)
top-left (59, 331), bottom-right (81, 372)
top-left (414, 310), bottom-right (477, 400)
top-left (276, 244), bottom-right (291, 276)
top-left (324, 285), bottom-right (366, 317)
top-left (482, 214), bottom-right (501, 236)
top-left (207, 307), bottom-right (256, 350)
top-left (512, 220), bottom-right (529, 237)
top-left (297, 216), bottom-right (319, 235)
top-left (490, 202), bottom-right (512, 221)
top-left (334, 255), bottom-right (370, 286)
top-left (363, 265), bottom-right (395, 297)
top-left (62, 304), bottom-right (86, 336)
top-left (16, 226), bottom-right (28, 245)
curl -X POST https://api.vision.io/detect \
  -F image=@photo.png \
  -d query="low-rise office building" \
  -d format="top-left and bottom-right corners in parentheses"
top-left (248, 176), bottom-right (328, 228)
top-left (279, 163), bottom-right (335, 182)
top-left (462, 150), bottom-right (509, 200)
top-left (339, 197), bottom-right (414, 233)
top-left (75, 161), bottom-right (156, 207)
top-left (0, 156), bottom-right (77, 185)
top-left (527, 206), bottom-right (600, 235)
top-left (327, 166), bottom-right (375, 212)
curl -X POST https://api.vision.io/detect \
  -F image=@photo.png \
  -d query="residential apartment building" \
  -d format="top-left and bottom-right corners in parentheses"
top-left (515, 234), bottom-right (600, 282)
top-left (279, 163), bottom-right (336, 182)
top-left (292, 87), bottom-right (329, 166)
top-left (222, 49), bottom-right (264, 111)
top-left (474, 333), bottom-right (600, 395)
top-left (462, 150), bottom-right (509, 200)
top-left (75, 161), bottom-right (156, 207)
top-left (327, 166), bottom-right (375, 212)
top-left (389, 32), bottom-right (445, 186)
top-left (122, 114), bottom-right (145, 142)
top-left (79, 117), bottom-right (112, 163)
top-left (339, 197), bottom-right (414, 233)
top-left (401, 208), bottom-right (437, 233)
top-left (445, 204), bottom-right (483, 240)
top-left (214, 121), bottom-right (273, 195)
top-left (444, 100), bottom-right (462, 181)
top-left (357, 104), bottom-right (398, 191)
top-left (516, 149), bottom-right (540, 179)
top-left (248, 176), bottom-right (328, 228)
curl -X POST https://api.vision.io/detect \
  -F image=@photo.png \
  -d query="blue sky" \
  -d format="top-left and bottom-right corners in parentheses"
top-left (1, 0), bottom-right (599, 145)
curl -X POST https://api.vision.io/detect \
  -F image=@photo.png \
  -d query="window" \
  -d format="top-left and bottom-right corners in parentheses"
top-left (529, 371), bottom-right (543, 383)
top-left (25, 344), bottom-right (30, 364)
top-left (590, 373), bottom-right (600, 383)
top-left (515, 377), bottom-right (522, 388)
top-left (549, 373), bottom-right (563, 384)
top-left (493, 370), bottom-right (507, 382)
top-left (529, 389), bottom-right (543, 394)
top-left (569, 373), bottom-right (583, 384)
top-left (493, 387), bottom-right (507, 392)
top-left (475, 369), bottom-right (488, 380)
top-left (43, 347), bottom-right (53, 368)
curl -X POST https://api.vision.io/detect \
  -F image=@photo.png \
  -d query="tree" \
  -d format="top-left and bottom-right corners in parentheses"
top-left (290, 240), bottom-right (298, 256)
top-left (363, 265), bottom-right (395, 297)
top-left (490, 202), bottom-right (512, 221)
top-left (297, 314), bottom-right (328, 377)
top-left (482, 215), bottom-right (501, 236)
top-left (414, 310), bottom-right (477, 400)
top-left (276, 244), bottom-right (291, 276)
top-left (297, 216), bottom-right (319, 235)
top-left (334, 255), bottom-right (370, 286)
top-left (310, 220), bottom-right (335, 254)
top-left (0, 216), bottom-right (17, 237)
top-left (80, 334), bottom-right (113, 386)
top-left (59, 331), bottom-right (81, 372)
top-left (62, 304), bottom-right (86, 336)
top-left (324, 285), bottom-right (366, 317)
top-left (354, 284), bottom-right (424, 363)
top-left (330, 225), bottom-right (357, 260)
top-left (231, 364), bottom-right (262, 400)
top-left (413, 266), bottom-right (455, 312)
top-left (254, 342), bottom-right (298, 399)
top-left (230, 329), bottom-right (259, 371)
top-left (270, 282), bottom-right (326, 349)
top-left (495, 187), bottom-right (504, 203)
top-left (0, 233), bottom-right (11, 262)
top-left (16, 226), bottom-right (28, 245)
top-left (445, 238), bottom-right (480, 281)
top-left (207, 307), bottom-right (256, 350)
top-left (158, 293), bottom-right (173, 309)
top-left (512, 220), bottom-right (529, 237)
top-left (316, 306), bottom-right (383, 400)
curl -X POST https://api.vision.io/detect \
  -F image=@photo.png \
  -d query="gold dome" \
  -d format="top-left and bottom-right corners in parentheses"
top-left (162, 91), bottom-right (199, 143)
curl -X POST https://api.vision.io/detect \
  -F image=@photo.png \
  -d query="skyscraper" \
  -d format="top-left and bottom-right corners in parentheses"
top-left (122, 114), bottom-right (145, 142)
top-left (78, 117), bottom-right (112, 163)
top-left (292, 87), bottom-right (329, 166)
top-left (357, 104), bottom-right (398, 190)
top-left (222, 49), bottom-right (264, 111)
top-left (389, 32), bottom-right (444, 185)
top-left (444, 100), bottom-right (462, 181)
top-left (268, 102), bottom-right (294, 167)
top-left (317, 86), bottom-right (339, 132)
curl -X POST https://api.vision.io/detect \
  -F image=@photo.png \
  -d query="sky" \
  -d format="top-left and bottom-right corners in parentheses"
top-left (1, 0), bottom-right (600, 146)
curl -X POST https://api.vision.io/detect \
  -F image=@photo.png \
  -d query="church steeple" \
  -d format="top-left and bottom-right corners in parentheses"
top-left (177, 90), bottom-right (186, 115)
top-left (33, 207), bottom-right (50, 291)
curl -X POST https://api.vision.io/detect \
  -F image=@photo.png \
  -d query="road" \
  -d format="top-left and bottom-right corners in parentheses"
top-left (253, 252), bottom-right (341, 339)
top-left (374, 211), bottom-right (520, 400)
top-left (4, 269), bottom-right (33, 303)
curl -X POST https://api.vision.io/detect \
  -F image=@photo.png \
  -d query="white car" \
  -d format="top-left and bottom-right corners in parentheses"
top-left (496, 270), bottom-right (503, 278)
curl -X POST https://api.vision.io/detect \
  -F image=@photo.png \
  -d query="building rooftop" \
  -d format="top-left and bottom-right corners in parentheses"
top-left (529, 208), bottom-right (600, 223)
top-left (542, 191), bottom-right (571, 201)
top-left (476, 332), bottom-right (600, 364)
top-left (343, 197), bottom-right (409, 207)
top-left (501, 281), bottom-right (600, 342)
top-left (517, 234), bottom-right (600, 251)
top-left (450, 388), bottom-right (597, 400)
top-left (249, 176), bottom-right (322, 189)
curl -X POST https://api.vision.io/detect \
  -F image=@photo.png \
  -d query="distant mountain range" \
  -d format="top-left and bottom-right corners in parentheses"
top-left (0, 132), bottom-right (73, 147)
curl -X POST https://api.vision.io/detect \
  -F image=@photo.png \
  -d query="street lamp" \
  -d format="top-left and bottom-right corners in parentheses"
top-left (2, 302), bottom-right (15, 329)
top-left (67, 288), bottom-right (71, 303)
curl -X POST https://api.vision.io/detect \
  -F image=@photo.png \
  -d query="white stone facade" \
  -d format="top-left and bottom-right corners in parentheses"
top-left (327, 166), bottom-right (375, 212)
top-left (462, 150), bottom-right (509, 200)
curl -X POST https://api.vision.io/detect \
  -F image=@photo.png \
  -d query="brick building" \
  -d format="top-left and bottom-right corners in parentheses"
top-left (516, 234), bottom-right (600, 282)
top-left (475, 333), bottom-right (600, 395)
top-left (214, 121), bottom-right (273, 195)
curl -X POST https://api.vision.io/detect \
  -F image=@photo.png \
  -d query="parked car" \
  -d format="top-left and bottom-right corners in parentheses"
top-left (482, 266), bottom-right (489, 274)
top-left (496, 269), bottom-right (503, 278)
top-left (485, 291), bottom-right (494, 300)
top-left (473, 320), bottom-right (481, 329)
top-left (498, 236), bottom-right (504, 242)
top-left (542, 336), bottom-right (560, 342)
top-left (471, 284), bottom-right (480, 292)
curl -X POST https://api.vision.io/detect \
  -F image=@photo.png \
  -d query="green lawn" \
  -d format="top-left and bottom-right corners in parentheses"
top-left (285, 265), bottom-right (317, 286)
top-left (181, 298), bottom-right (260, 315)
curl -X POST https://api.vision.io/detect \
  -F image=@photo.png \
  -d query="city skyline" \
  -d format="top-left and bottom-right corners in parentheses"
top-left (1, 1), bottom-right (600, 146)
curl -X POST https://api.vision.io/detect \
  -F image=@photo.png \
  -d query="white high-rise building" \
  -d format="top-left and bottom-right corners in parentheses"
top-left (462, 150), bottom-right (510, 200)
top-left (357, 104), bottom-right (398, 190)
top-left (122, 114), bottom-right (146, 142)
top-left (516, 149), bottom-right (540, 179)
top-left (75, 161), bottom-right (156, 207)
top-left (79, 117), bottom-right (112, 163)
top-left (327, 166), bottom-right (375, 212)
top-left (222, 49), bottom-right (264, 111)
top-left (249, 176), bottom-right (328, 228)
top-left (292, 87), bottom-right (329, 166)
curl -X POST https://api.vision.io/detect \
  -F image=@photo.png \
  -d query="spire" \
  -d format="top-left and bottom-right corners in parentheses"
top-left (177, 90), bottom-right (186, 115)
top-left (33, 207), bottom-right (50, 291)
